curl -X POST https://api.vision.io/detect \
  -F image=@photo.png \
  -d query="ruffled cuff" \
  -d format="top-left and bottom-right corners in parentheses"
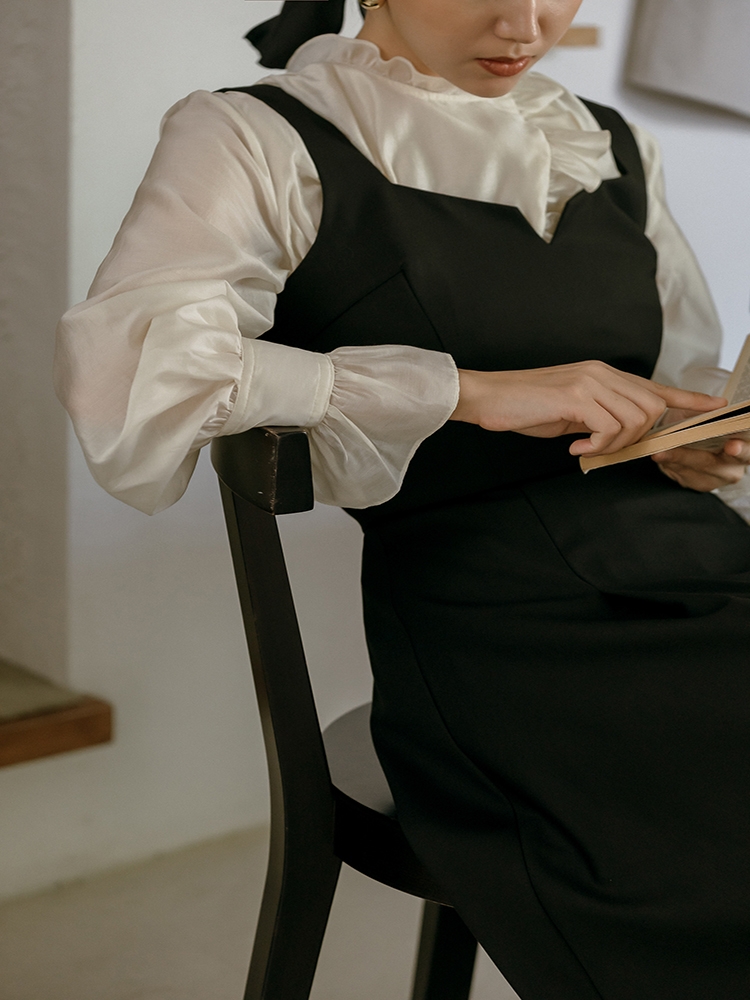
top-left (307, 345), bottom-right (460, 508)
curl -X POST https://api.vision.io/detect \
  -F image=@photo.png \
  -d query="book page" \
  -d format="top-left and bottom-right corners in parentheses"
top-left (722, 334), bottom-right (750, 404)
top-left (580, 407), bottom-right (750, 472)
top-left (645, 398), bottom-right (750, 442)
top-left (642, 335), bottom-right (750, 442)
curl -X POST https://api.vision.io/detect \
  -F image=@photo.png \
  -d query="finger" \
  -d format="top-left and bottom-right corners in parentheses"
top-left (568, 401), bottom-right (622, 455)
top-left (653, 459), bottom-right (728, 492)
top-left (670, 471), bottom-right (725, 492)
top-left (652, 447), bottom-right (723, 470)
top-left (723, 439), bottom-right (750, 462)
top-left (584, 369), bottom-right (668, 424)
top-left (604, 383), bottom-right (668, 433)
top-left (571, 390), bottom-right (669, 456)
top-left (654, 385), bottom-right (726, 412)
top-left (585, 390), bottom-right (660, 453)
top-left (614, 372), bottom-right (726, 413)
top-left (581, 376), bottom-right (671, 449)
top-left (678, 445), bottom-right (749, 478)
top-left (653, 452), bottom-right (747, 489)
top-left (578, 365), bottom-right (726, 414)
top-left (590, 377), bottom-right (694, 445)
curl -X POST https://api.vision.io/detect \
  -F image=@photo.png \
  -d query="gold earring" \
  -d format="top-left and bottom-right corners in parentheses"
top-left (359, 0), bottom-right (384, 9)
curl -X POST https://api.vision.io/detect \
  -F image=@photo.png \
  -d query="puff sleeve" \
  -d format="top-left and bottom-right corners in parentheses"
top-left (54, 90), bottom-right (459, 514)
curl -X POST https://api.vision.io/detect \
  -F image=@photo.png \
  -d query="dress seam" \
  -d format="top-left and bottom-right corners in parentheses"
top-left (519, 485), bottom-right (605, 592)
top-left (401, 268), bottom-right (449, 353)
top-left (375, 530), bottom-right (606, 999)
top-left (503, 798), bottom-right (605, 999)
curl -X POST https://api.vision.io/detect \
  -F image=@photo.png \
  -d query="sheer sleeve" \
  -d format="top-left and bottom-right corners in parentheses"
top-left (632, 123), bottom-right (723, 386)
top-left (54, 90), bottom-right (458, 514)
top-left (632, 122), bottom-right (750, 519)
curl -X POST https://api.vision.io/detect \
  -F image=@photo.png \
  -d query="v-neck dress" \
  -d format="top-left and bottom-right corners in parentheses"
top-left (229, 82), bottom-right (750, 1000)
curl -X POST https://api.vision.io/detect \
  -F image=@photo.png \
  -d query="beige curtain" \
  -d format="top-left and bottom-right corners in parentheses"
top-left (627, 0), bottom-right (750, 118)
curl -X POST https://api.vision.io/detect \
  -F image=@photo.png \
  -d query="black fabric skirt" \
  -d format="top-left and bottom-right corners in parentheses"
top-left (361, 461), bottom-right (750, 1000)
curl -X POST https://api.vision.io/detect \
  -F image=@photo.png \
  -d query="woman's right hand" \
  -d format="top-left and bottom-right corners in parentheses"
top-left (450, 361), bottom-right (726, 457)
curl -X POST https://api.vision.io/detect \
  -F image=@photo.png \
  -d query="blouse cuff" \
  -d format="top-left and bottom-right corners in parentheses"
top-left (220, 337), bottom-right (335, 436)
top-left (308, 345), bottom-right (460, 508)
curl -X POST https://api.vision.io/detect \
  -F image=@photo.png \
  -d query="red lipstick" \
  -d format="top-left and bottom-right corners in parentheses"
top-left (477, 56), bottom-right (531, 78)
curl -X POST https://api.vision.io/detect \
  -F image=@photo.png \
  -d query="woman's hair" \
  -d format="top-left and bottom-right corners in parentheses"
top-left (247, 0), bottom-right (348, 68)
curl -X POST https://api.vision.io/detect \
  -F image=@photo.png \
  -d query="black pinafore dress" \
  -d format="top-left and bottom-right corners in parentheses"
top-left (230, 84), bottom-right (750, 999)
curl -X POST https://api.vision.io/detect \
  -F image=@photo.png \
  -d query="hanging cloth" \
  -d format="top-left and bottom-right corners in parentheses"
top-left (247, 0), bottom-right (348, 68)
top-left (627, 0), bottom-right (750, 119)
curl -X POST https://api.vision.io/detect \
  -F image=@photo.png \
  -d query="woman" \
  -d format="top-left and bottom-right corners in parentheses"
top-left (56, 1), bottom-right (750, 996)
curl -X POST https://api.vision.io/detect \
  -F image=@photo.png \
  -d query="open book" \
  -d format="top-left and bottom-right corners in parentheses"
top-left (580, 335), bottom-right (750, 473)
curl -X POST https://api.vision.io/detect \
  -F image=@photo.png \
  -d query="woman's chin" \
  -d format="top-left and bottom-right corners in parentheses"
top-left (437, 58), bottom-right (538, 97)
top-left (452, 71), bottom-right (526, 98)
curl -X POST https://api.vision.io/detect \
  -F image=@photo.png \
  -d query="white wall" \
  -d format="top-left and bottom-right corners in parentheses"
top-left (1, 0), bottom-right (748, 901)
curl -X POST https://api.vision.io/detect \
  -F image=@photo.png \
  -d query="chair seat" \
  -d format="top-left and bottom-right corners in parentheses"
top-left (323, 704), bottom-right (451, 905)
top-left (323, 703), bottom-right (395, 815)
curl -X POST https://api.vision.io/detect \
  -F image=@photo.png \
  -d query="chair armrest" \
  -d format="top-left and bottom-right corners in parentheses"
top-left (211, 427), bottom-right (314, 515)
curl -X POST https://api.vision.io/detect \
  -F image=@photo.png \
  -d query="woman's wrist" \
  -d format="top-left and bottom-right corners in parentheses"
top-left (451, 369), bottom-right (484, 424)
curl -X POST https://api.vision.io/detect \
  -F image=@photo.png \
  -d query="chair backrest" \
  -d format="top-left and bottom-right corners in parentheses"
top-left (211, 427), bottom-right (336, 859)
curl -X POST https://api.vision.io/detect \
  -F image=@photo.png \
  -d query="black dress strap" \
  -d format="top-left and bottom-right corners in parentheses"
top-left (580, 99), bottom-right (649, 231)
top-left (218, 85), bottom-right (650, 233)
top-left (217, 84), bottom-right (378, 187)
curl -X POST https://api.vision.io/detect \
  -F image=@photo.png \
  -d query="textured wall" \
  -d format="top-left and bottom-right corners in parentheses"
top-left (0, 0), bottom-right (69, 683)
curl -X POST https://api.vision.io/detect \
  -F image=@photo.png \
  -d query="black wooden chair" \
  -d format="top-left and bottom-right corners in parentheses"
top-left (211, 426), bottom-right (478, 1000)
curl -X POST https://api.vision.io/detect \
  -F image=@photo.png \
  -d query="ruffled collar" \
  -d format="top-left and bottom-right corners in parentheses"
top-left (284, 35), bottom-right (621, 241)
top-left (289, 35), bottom-right (568, 112)
top-left (290, 33), bottom-right (519, 100)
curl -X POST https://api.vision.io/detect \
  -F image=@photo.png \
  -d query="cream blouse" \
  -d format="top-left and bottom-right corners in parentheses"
top-left (55, 35), bottom-right (725, 515)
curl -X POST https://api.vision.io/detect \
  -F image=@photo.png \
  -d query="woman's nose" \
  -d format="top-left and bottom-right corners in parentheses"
top-left (493, 0), bottom-right (541, 44)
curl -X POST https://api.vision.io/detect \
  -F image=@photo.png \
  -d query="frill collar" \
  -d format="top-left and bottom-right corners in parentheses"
top-left (290, 33), bottom-right (516, 99)
top-left (290, 35), bottom-right (572, 114)
top-left (286, 35), bottom-right (620, 241)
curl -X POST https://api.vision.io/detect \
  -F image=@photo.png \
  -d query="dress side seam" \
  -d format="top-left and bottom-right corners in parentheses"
top-left (375, 532), bottom-right (606, 1000)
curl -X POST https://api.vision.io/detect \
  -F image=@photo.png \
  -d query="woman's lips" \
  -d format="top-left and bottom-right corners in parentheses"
top-left (477, 56), bottom-right (532, 78)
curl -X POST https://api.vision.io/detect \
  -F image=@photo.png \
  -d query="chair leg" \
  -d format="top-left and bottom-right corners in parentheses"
top-left (410, 900), bottom-right (478, 1000)
top-left (243, 842), bottom-right (342, 1000)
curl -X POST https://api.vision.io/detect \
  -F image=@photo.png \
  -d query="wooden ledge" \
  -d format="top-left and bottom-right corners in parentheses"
top-left (0, 697), bottom-right (113, 768)
top-left (558, 25), bottom-right (600, 47)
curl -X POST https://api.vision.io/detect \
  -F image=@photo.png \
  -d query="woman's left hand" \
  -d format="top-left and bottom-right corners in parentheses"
top-left (652, 439), bottom-right (750, 491)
